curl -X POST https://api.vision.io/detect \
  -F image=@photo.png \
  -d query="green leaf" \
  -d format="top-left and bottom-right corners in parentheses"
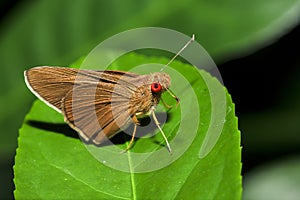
top-left (14, 53), bottom-right (241, 199)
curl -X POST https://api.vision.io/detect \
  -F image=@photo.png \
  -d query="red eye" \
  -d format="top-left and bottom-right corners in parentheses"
top-left (151, 82), bottom-right (162, 93)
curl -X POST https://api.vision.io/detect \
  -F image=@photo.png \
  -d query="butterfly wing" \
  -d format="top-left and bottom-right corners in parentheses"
top-left (24, 67), bottom-right (80, 112)
top-left (25, 66), bottom-right (139, 111)
top-left (24, 66), bottom-right (140, 144)
top-left (62, 81), bottom-right (134, 144)
top-left (25, 66), bottom-right (150, 144)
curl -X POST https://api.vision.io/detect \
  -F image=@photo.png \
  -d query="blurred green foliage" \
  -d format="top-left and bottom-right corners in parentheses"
top-left (243, 156), bottom-right (300, 199)
top-left (1, 0), bottom-right (300, 199)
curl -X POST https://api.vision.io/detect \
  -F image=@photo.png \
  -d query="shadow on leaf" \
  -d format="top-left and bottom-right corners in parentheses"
top-left (26, 112), bottom-right (169, 148)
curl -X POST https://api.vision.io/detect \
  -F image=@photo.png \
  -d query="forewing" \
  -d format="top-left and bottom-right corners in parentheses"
top-left (24, 67), bottom-right (80, 112)
top-left (61, 72), bottom-right (142, 144)
top-left (24, 66), bottom-right (139, 112)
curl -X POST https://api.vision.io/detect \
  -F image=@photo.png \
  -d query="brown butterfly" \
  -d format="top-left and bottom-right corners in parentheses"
top-left (24, 67), bottom-right (179, 152)
top-left (24, 34), bottom-right (194, 152)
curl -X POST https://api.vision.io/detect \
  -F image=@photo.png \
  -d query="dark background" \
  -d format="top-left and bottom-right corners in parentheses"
top-left (221, 24), bottom-right (300, 169)
top-left (1, 1), bottom-right (300, 199)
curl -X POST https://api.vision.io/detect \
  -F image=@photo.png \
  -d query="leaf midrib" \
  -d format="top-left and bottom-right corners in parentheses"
top-left (126, 150), bottom-right (137, 200)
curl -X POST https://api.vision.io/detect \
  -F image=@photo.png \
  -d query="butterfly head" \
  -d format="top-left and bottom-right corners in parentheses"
top-left (150, 73), bottom-right (171, 94)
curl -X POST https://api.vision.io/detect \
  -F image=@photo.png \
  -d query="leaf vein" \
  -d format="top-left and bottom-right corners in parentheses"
top-left (48, 162), bottom-right (131, 200)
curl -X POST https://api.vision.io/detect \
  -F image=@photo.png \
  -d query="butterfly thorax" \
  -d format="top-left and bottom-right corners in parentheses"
top-left (128, 72), bottom-right (170, 119)
top-left (129, 84), bottom-right (161, 117)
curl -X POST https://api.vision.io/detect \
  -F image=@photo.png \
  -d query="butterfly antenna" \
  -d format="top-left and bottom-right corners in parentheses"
top-left (161, 34), bottom-right (195, 72)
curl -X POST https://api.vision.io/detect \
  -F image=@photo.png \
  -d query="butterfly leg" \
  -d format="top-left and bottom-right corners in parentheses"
top-left (151, 109), bottom-right (172, 153)
top-left (131, 114), bottom-right (141, 125)
top-left (121, 114), bottom-right (142, 153)
top-left (166, 88), bottom-right (180, 108)
top-left (161, 98), bottom-right (173, 109)
top-left (122, 123), bottom-right (138, 153)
